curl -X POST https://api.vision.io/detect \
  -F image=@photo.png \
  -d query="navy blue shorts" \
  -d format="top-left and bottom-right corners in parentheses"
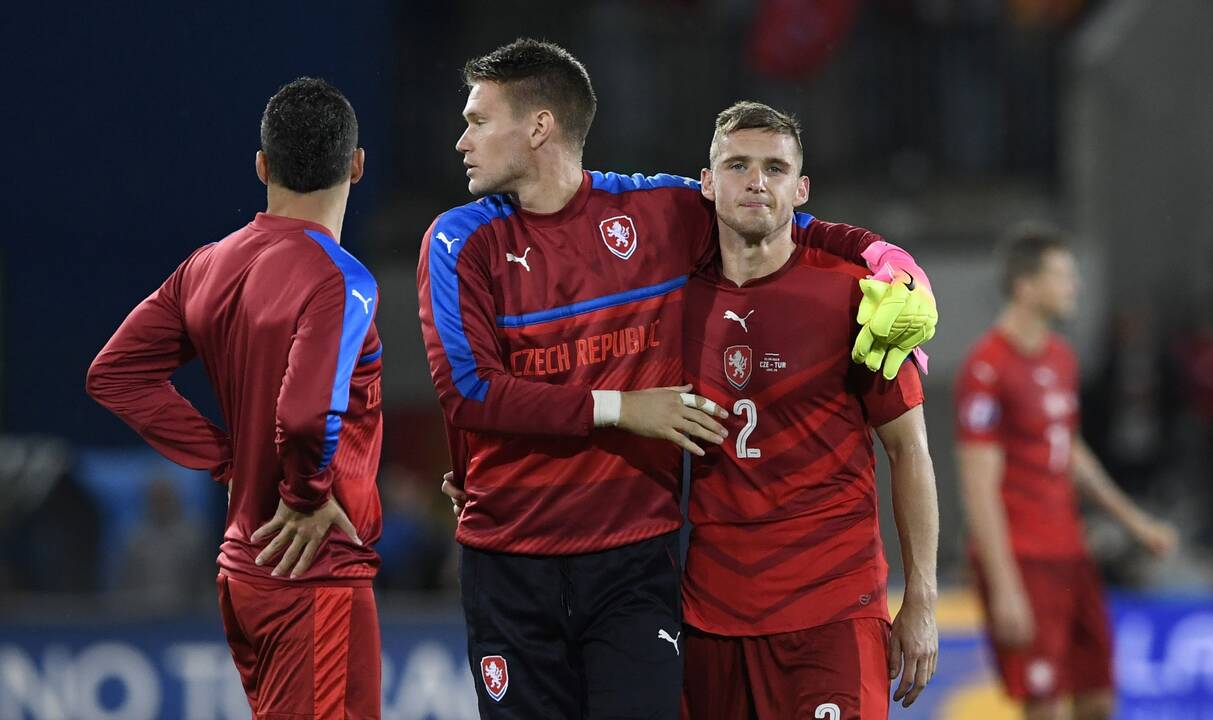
top-left (460, 530), bottom-right (683, 719)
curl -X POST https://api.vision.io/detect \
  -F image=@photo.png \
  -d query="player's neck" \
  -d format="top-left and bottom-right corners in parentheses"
top-left (265, 183), bottom-right (349, 242)
top-left (510, 153), bottom-right (584, 214)
top-left (718, 223), bottom-right (794, 286)
top-left (998, 304), bottom-right (1052, 354)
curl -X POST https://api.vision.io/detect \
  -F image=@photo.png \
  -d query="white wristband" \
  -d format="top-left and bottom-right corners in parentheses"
top-left (592, 390), bottom-right (622, 427)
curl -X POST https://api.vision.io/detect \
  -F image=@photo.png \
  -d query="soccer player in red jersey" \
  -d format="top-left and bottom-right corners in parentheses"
top-left (679, 102), bottom-right (940, 719)
top-left (955, 226), bottom-right (1177, 720)
top-left (87, 78), bottom-right (383, 720)
top-left (418, 40), bottom-right (937, 719)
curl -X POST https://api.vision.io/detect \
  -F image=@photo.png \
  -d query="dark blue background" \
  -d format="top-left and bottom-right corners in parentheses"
top-left (1, 4), bottom-right (396, 442)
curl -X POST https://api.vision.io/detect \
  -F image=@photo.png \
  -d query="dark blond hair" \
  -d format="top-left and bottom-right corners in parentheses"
top-left (709, 101), bottom-right (803, 167)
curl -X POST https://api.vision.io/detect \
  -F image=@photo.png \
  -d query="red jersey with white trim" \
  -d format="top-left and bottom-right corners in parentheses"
top-left (682, 225), bottom-right (924, 636)
top-left (417, 172), bottom-right (878, 555)
top-left (954, 329), bottom-right (1085, 559)
top-left (88, 213), bottom-right (383, 585)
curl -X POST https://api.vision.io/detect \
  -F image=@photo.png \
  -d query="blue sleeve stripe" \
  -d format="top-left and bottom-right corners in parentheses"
top-left (358, 345), bottom-right (383, 365)
top-left (795, 212), bottom-right (816, 228)
top-left (322, 415), bottom-right (343, 468)
top-left (303, 229), bottom-right (378, 471)
top-left (497, 275), bottom-right (687, 329)
top-left (589, 171), bottom-right (701, 194)
top-left (428, 198), bottom-right (514, 402)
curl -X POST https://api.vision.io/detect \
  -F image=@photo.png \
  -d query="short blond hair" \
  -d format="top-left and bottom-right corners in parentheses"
top-left (709, 101), bottom-right (804, 167)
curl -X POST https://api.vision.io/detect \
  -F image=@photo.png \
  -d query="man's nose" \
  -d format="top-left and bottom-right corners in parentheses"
top-left (747, 168), bottom-right (767, 191)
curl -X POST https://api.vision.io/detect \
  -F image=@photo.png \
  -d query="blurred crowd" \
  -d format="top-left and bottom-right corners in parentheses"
top-left (0, 453), bottom-right (462, 611)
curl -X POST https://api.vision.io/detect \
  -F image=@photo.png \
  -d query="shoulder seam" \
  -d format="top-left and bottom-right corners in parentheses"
top-left (432, 196), bottom-right (513, 248)
top-left (301, 229), bottom-right (376, 289)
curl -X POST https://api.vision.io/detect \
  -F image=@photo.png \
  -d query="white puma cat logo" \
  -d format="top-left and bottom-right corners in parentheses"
top-left (436, 231), bottom-right (460, 254)
top-left (506, 247), bottom-right (533, 272)
top-left (657, 629), bottom-right (680, 655)
top-left (723, 309), bottom-right (755, 332)
top-left (351, 289), bottom-right (373, 314)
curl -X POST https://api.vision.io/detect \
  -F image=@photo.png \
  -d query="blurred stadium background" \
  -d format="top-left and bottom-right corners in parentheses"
top-left (3, 1), bottom-right (1212, 718)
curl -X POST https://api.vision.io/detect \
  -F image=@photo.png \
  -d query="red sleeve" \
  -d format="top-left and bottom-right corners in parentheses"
top-left (272, 274), bottom-right (342, 512)
top-left (796, 217), bottom-right (880, 264)
top-left (850, 354), bottom-right (925, 426)
top-left (417, 215), bottom-right (593, 437)
top-left (86, 249), bottom-right (232, 482)
top-left (954, 350), bottom-right (1003, 443)
top-left (687, 192), bottom-right (721, 270)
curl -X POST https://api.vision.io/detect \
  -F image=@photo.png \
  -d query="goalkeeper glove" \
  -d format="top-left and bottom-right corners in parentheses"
top-left (851, 242), bottom-right (938, 380)
top-left (852, 276), bottom-right (937, 379)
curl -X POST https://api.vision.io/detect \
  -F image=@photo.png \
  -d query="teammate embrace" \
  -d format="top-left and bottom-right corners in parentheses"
top-left (421, 39), bottom-right (941, 719)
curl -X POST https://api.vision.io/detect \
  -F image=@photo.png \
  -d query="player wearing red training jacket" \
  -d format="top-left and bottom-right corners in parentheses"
top-left (418, 41), bottom-right (937, 720)
top-left (680, 103), bottom-right (940, 719)
top-left (87, 79), bottom-right (383, 720)
top-left (955, 226), bottom-right (1176, 720)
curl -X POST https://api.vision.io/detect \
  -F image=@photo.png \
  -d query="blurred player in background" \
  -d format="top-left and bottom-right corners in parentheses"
top-left (955, 225), bottom-right (1177, 720)
top-left (418, 39), bottom-right (936, 719)
top-left (87, 78), bottom-right (384, 719)
top-left (680, 102), bottom-right (939, 719)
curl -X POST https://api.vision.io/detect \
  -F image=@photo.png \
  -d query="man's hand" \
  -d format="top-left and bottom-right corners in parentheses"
top-left (1134, 518), bottom-right (1179, 557)
top-left (889, 598), bottom-right (939, 708)
top-left (442, 471), bottom-right (468, 517)
top-left (989, 585), bottom-right (1034, 649)
top-left (252, 496), bottom-right (362, 578)
top-left (617, 385), bottom-right (729, 457)
top-left (852, 274), bottom-right (938, 380)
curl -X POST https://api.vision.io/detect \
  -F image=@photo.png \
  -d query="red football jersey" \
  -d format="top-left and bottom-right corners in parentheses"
top-left (89, 213), bottom-right (383, 585)
top-left (954, 328), bottom-right (1086, 558)
top-left (681, 222), bottom-right (924, 637)
top-left (418, 173), bottom-right (877, 555)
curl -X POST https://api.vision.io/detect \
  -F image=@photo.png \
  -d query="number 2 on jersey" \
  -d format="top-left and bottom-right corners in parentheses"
top-left (733, 399), bottom-right (761, 459)
top-left (815, 704), bottom-right (840, 720)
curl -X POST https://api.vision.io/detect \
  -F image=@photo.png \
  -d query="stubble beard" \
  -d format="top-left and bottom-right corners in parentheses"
top-left (469, 155), bottom-right (529, 198)
top-left (721, 207), bottom-right (792, 246)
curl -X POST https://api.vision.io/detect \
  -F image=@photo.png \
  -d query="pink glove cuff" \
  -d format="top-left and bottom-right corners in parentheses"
top-left (861, 241), bottom-right (932, 375)
top-left (861, 241), bottom-right (934, 293)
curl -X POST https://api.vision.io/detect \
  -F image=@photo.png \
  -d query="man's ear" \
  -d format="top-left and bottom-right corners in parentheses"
top-left (794, 174), bottom-right (810, 206)
top-left (350, 148), bottom-right (366, 184)
top-left (255, 151), bottom-right (269, 186)
top-left (530, 109), bottom-right (554, 149)
top-left (700, 167), bottom-right (715, 202)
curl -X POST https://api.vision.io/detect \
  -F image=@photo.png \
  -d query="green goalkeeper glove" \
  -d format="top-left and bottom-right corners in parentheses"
top-left (851, 274), bottom-right (937, 380)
